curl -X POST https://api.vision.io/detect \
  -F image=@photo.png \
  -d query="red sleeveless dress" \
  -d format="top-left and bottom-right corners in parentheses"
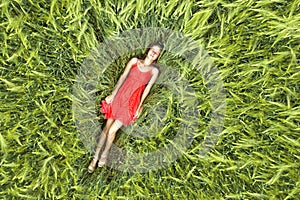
top-left (100, 61), bottom-right (152, 125)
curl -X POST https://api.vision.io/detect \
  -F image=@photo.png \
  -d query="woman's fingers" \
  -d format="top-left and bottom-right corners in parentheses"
top-left (134, 111), bottom-right (139, 119)
top-left (134, 106), bottom-right (143, 119)
top-left (138, 106), bottom-right (143, 114)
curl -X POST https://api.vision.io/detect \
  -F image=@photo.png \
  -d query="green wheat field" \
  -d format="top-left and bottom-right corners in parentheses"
top-left (1, 0), bottom-right (299, 199)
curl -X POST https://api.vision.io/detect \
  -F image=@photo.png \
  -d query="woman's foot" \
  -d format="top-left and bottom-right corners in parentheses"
top-left (98, 156), bottom-right (107, 167)
top-left (88, 158), bottom-right (98, 173)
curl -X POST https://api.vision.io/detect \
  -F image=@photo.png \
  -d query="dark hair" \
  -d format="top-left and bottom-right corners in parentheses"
top-left (148, 41), bottom-right (164, 50)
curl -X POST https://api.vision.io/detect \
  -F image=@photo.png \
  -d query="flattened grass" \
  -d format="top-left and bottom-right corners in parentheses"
top-left (1, 0), bottom-right (300, 199)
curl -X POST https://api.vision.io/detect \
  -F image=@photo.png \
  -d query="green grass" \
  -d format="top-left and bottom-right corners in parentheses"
top-left (1, 0), bottom-right (300, 199)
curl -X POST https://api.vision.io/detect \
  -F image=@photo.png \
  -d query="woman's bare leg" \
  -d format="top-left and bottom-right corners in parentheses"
top-left (88, 118), bottom-right (114, 173)
top-left (98, 120), bottom-right (123, 167)
top-left (93, 118), bottom-right (114, 160)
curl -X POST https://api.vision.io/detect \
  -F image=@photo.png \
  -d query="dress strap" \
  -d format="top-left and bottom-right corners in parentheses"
top-left (133, 60), bottom-right (138, 68)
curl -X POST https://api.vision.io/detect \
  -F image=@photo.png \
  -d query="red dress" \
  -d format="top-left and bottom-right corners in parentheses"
top-left (100, 61), bottom-right (152, 125)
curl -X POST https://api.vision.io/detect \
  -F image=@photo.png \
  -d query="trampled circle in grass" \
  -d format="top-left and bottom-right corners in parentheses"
top-left (2, 0), bottom-right (299, 198)
top-left (72, 27), bottom-right (226, 173)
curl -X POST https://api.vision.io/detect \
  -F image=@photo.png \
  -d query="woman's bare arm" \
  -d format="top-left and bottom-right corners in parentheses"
top-left (105, 58), bottom-right (138, 103)
top-left (134, 67), bottom-right (159, 117)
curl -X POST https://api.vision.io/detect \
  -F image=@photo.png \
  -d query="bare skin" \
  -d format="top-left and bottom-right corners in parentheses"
top-left (88, 45), bottom-right (162, 173)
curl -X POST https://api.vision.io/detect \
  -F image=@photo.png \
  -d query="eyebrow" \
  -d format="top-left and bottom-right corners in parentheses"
top-left (151, 49), bottom-right (160, 54)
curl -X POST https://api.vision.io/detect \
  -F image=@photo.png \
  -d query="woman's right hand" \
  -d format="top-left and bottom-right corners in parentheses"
top-left (105, 94), bottom-right (115, 104)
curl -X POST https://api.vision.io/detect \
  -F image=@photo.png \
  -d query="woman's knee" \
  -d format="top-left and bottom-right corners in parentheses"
top-left (107, 120), bottom-right (122, 137)
top-left (107, 128), bottom-right (116, 137)
top-left (103, 125), bottom-right (110, 135)
top-left (103, 119), bottom-right (114, 134)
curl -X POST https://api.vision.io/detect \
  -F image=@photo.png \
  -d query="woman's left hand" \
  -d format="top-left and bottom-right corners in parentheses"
top-left (134, 106), bottom-right (143, 119)
top-left (133, 111), bottom-right (139, 119)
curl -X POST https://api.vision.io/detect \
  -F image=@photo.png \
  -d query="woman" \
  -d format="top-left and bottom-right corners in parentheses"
top-left (88, 42), bottom-right (164, 173)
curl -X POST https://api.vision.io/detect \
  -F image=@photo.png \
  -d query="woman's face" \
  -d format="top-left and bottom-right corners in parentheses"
top-left (147, 45), bottom-right (161, 61)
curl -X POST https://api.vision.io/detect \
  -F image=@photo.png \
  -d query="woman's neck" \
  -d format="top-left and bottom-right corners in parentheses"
top-left (143, 57), bottom-right (153, 66)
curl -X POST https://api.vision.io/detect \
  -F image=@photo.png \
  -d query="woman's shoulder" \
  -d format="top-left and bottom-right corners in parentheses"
top-left (150, 63), bottom-right (160, 74)
top-left (124, 57), bottom-right (138, 70)
top-left (130, 57), bottom-right (138, 64)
